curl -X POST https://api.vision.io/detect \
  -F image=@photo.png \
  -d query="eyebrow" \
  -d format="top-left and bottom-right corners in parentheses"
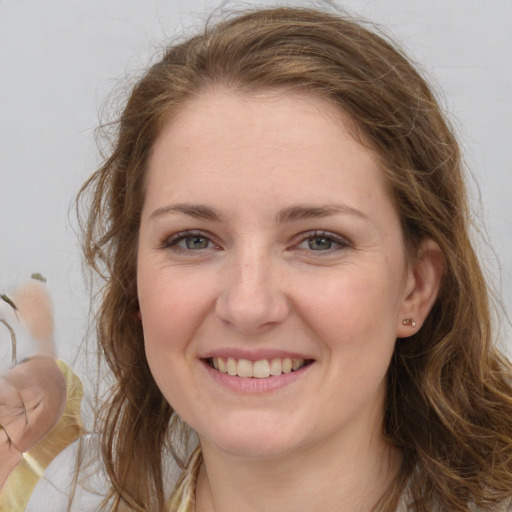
top-left (149, 203), bottom-right (224, 222)
top-left (276, 204), bottom-right (369, 223)
top-left (148, 202), bottom-right (369, 224)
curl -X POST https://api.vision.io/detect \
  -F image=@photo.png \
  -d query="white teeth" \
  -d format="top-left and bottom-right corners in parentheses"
top-left (210, 357), bottom-right (307, 378)
top-left (282, 357), bottom-right (293, 374)
top-left (253, 359), bottom-right (270, 379)
top-left (237, 358), bottom-right (253, 378)
top-left (227, 357), bottom-right (238, 376)
top-left (269, 358), bottom-right (282, 376)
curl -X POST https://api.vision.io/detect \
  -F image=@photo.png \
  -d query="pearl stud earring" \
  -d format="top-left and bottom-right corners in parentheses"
top-left (402, 318), bottom-right (416, 327)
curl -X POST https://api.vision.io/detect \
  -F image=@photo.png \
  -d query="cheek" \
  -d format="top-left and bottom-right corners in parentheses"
top-left (137, 267), bottom-right (215, 358)
top-left (294, 267), bottom-right (402, 360)
top-left (281, 270), bottom-right (402, 437)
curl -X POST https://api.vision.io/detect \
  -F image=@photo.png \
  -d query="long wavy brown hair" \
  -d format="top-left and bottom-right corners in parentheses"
top-left (78, 5), bottom-right (512, 511)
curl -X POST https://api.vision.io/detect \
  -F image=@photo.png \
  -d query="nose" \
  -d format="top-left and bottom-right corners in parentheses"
top-left (215, 249), bottom-right (290, 334)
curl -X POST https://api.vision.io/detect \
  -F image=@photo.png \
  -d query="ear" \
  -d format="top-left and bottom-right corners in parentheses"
top-left (396, 238), bottom-right (444, 338)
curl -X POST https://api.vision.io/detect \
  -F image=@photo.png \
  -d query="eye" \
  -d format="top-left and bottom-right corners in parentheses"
top-left (295, 230), bottom-right (350, 253)
top-left (181, 235), bottom-right (210, 250)
top-left (306, 235), bottom-right (335, 251)
top-left (161, 230), bottom-right (218, 253)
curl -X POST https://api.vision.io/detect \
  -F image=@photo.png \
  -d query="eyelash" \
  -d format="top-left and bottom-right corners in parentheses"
top-left (160, 229), bottom-right (351, 255)
top-left (293, 230), bottom-right (351, 254)
top-left (160, 230), bottom-right (218, 254)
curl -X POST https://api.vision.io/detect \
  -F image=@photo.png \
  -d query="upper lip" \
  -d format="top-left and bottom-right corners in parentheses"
top-left (199, 348), bottom-right (314, 361)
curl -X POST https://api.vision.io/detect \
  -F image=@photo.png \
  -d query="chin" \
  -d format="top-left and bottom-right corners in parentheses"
top-left (210, 435), bottom-right (296, 460)
top-left (197, 415), bottom-right (309, 460)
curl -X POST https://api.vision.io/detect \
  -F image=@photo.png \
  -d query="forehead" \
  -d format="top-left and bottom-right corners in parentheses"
top-left (144, 88), bottom-right (392, 221)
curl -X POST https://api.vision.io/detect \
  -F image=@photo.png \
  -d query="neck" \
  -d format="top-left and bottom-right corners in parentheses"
top-left (195, 427), bottom-right (402, 512)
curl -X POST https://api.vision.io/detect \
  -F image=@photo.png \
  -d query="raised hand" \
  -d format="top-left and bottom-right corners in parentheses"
top-left (0, 277), bottom-right (66, 489)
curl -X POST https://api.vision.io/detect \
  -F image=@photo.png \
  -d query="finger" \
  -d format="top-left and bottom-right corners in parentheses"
top-left (12, 279), bottom-right (54, 357)
top-left (0, 374), bottom-right (29, 452)
top-left (1, 358), bottom-right (66, 453)
top-left (0, 297), bottom-right (34, 371)
top-left (0, 427), bottom-right (23, 489)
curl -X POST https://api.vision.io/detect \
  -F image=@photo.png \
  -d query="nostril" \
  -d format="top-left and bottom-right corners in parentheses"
top-left (214, 289), bottom-right (290, 334)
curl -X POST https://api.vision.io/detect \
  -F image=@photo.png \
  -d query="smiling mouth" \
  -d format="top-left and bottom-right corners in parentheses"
top-left (205, 357), bottom-right (313, 379)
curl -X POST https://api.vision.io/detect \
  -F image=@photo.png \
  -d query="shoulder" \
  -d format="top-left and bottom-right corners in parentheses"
top-left (25, 434), bottom-right (108, 511)
top-left (396, 481), bottom-right (512, 512)
top-left (498, 497), bottom-right (512, 512)
top-left (472, 498), bottom-right (512, 512)
top-left (25, 432), bottom-right (198, 511)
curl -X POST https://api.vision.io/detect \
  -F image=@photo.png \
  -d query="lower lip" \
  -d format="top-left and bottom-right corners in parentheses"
top-left (200, 359), bottom-right (314, 394)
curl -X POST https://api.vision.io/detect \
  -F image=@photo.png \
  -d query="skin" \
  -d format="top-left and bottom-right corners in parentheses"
top-left (137, 88), bottom-right (442, 511)
top-left (0, 281), bottom-right (66, 489)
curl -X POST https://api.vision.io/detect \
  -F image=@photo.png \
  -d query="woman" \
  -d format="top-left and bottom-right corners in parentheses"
top-left (27, 5), bottom-right (512, 512)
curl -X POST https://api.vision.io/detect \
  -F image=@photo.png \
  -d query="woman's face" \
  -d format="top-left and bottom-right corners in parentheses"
top-left (137, 89), bottom-right (418, 459)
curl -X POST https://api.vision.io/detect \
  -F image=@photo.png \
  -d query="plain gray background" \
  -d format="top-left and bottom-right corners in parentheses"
top-left (1, 0), bottom-right (511, 373)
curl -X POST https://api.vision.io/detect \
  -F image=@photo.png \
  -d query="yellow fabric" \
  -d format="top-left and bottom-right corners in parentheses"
top-left (165, 446), bottom-right (203, 512)
top-left (0, 360), bottom-right (84, 512)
